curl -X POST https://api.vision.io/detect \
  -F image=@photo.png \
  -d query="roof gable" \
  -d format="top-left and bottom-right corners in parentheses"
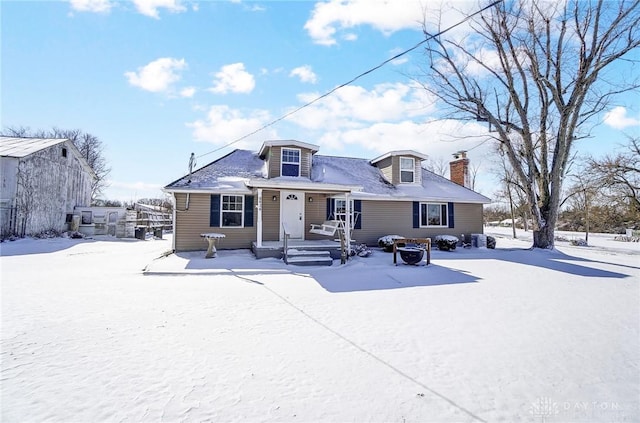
top-left (0, 136), bottom-right (67, 157)
top-left (370, 150), bottom-right (429, 165)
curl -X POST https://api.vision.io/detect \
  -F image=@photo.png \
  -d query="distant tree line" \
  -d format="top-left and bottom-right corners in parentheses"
top-left (487, 136), bottom-right (639, 236)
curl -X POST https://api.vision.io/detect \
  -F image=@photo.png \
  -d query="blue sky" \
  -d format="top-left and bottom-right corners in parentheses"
top-left (2, 0), bottom-right (639, 202)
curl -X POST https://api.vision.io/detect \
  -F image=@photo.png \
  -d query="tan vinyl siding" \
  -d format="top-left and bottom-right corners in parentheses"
top-left (300, 150), bottom-right (311, 178)
top-left (352, 201), bottom-right (484, 246)
top-left (174, 193), bottom-right (257, 251)
top-left (305, 193), bottom-right (331, 240)
top-left (374, 154), bottom-right (424, 186)
top-left (391, 156), bottom-right (400, 185)
top-left (375, 157), bottom-right (393, 184)
top-left (262, 190), bottom-right (280, 241)
top-left (267, 147), bottom-right (280, 179)
top-left (266, 146), bottom-right (313, 178)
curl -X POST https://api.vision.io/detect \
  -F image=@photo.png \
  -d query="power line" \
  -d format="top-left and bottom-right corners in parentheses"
top-left (196, 0), bottom-right (503, 160)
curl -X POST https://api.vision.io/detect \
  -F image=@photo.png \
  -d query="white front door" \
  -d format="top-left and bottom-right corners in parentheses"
top-left (280, 190), bottom-right (305, 240)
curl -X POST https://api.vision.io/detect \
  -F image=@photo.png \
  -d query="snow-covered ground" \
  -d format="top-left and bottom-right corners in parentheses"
top-left (1, 229), bottom-right (638, 422)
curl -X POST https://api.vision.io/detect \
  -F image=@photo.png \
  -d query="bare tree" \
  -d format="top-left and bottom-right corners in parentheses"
top-left (419, 0), bottom-right (640, 248)
top-left (2, 126), bottom-right (111, 202)
top-left (587, 135), bottom-right (640, 213)
top-left (423, 156), bottom-right (449, 177)
top-left (562, 173), bottom-right (600, 242)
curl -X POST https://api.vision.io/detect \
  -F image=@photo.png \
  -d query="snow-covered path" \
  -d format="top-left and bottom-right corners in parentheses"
top-left (1, 233), bottom-right (638, 422)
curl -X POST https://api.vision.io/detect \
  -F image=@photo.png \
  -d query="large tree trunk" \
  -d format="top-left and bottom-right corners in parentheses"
top-left (533, 225), bottom-right (554, 249)
top-left (531, 200), bottom-right (557, 249)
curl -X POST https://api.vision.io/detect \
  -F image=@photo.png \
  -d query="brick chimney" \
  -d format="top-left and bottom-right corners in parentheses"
top-left (450, 151), bottom-right (470, 188)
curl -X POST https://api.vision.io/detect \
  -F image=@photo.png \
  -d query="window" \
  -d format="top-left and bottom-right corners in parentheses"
top-left (62, 147), bottom-right (67, 158)
top-left (420, 203), bottom-right (448, 227)
top-left (400, 157), bottom-right (415, 183)
top-left (221, 195), bottom-right (244, 227)
top-left (281, 148), bottom-right (300, 177)
top-left (334, 199), bottom-right (353, 223)
top-left (81, 211), bottom-right (92, 224)
top-left (332, 198), bottom-right (361, 229)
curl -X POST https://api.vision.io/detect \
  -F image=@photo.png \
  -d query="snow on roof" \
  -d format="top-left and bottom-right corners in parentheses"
top-left (165, 149), bottom-right (266, 192)
top-left (0, 136), bottom-right (67, 158)
top-left (165, 149), bottom-right (491, 203)
top-left (258, 139), bottom-right (319, 157)
top-left (369, 150), bottom-right (429, 164)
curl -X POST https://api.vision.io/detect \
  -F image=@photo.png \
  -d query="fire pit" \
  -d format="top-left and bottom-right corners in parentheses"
top-left (397, 247), bottom-right (425, 265)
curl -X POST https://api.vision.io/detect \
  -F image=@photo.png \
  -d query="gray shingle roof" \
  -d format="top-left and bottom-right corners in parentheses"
top-left (165, 149), bottom-right (491, 203)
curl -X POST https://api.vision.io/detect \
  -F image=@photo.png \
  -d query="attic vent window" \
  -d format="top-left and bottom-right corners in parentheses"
top-left (62, 147), bottom-right (67, 158)
top-left (281, 148), bottom-right (300, 177)
top-left (400, 157), bottom-right (415, 183)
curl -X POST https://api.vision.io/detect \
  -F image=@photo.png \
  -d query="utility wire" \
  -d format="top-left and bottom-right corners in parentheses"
top-left (196, 0), bottom-right (503, 160)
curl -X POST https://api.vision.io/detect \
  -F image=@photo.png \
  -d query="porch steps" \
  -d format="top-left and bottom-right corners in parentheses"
top-left (285, 249), bottom-right (333, 266)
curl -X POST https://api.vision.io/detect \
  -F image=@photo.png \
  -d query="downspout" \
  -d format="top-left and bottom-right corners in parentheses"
top-left (345, 192), bottom-right (351, 256)
top-left (257, 188), bottom-right (263, 248)
top-left (171, 193), bottom-right (177, 251)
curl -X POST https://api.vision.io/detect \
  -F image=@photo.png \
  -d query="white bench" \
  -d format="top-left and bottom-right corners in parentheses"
top-left (309, 220), bottom-right (341, 236)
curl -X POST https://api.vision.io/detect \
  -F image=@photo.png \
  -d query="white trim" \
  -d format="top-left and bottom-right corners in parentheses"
top-left (258, 139), bottom-right (319, 156)
top-left (256, 188), bottom-right (263, 247)
top-left (370, 150), bottom-right (428, 165)
top-left (279, 190), bottom-right (305, 240)
top-left (248, 179), bottom-right (360, 192)
top-left (220, 194), bottom-right (245, 228)
top-left (419, 202), bottom-right (449, 228)
top-left (281, 147), bottom-right (301, 177)
top-left (399, 156), bottom-right (415, 184)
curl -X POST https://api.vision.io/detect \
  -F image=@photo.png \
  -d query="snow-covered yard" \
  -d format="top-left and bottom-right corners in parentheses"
top-left (1, 229), bottom-right (638, 422)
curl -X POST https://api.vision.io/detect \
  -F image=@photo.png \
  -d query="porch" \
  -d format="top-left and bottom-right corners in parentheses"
top-left (251, 239), bottom-right (343, 260)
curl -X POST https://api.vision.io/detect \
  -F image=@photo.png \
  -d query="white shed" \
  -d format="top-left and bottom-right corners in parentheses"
top-left (0, 136), bottom-right (96, 237)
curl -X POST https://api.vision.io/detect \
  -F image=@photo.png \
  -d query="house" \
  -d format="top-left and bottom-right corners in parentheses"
top-left (164, 140), bottom-right (490, 258)
top-left (0, 136), bottom-right (96, 237)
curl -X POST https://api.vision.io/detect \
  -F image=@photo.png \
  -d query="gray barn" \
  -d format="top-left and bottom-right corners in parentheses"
top-left (0, 137), bottom-right (96, 237)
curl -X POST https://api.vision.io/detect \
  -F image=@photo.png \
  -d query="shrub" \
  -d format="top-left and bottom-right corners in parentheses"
top-left (486, 235), bottom-right (496, 249)
top-left (377, 235), bottom-right (405, 252)
top-left (434, 235), bottom-right (459, 251)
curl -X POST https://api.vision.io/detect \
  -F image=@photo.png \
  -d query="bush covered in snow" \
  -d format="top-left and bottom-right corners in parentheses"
top-left (434, 235), bottom-right (458, 251)
top-left (486, 235), bottom-right (496, 249)
top-left (377, 235), bottom-right (405, 252)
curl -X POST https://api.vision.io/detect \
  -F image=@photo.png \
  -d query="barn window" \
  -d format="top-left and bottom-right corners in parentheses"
top-left (62, 147), bottom-right (67, 158)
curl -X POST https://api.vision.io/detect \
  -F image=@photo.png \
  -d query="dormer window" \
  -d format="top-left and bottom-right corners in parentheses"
top-left (400, 157), bottom-right (415, 183)
top-left (281, 148), bottom-right (301, 177)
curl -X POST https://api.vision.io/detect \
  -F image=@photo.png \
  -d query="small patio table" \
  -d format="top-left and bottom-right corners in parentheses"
top-left (200, 233), bottom-right (226, 258)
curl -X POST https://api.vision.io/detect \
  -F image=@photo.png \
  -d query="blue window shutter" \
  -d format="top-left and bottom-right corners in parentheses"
top-left (210, 195), bottom-right (220, 227)
top-left (326, 198), bottom-right (336, 220)
top-left (354, 200), bottom-right (362, 229)
top-left (244, 195), bottom-right (254, 227)
top-left (413, 202), bottom-right (419, 228)
top-left (448, 202), bottom-right (455, 228)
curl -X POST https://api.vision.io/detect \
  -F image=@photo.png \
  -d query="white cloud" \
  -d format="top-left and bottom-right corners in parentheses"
top-left (288, 82), bottom-right (436, 130)
top-left (180, 87), bottom-right (196, 98)
top-left (132, 0), bottom-right (186, 19)
top-left (289, 65), bottom-right (318, 84)
top-left (209, 63), bottom-right (255, 94)
top-left (124, 57), bottom-right (187, 93)
top-left (69, 0), bottom-right (113, 13)
top-left (604, 106), bottom-right (640, 129)
top-left (187, 105), bottom-right (277, 149)
top-left (304, 0), bottom-right (477, 45)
